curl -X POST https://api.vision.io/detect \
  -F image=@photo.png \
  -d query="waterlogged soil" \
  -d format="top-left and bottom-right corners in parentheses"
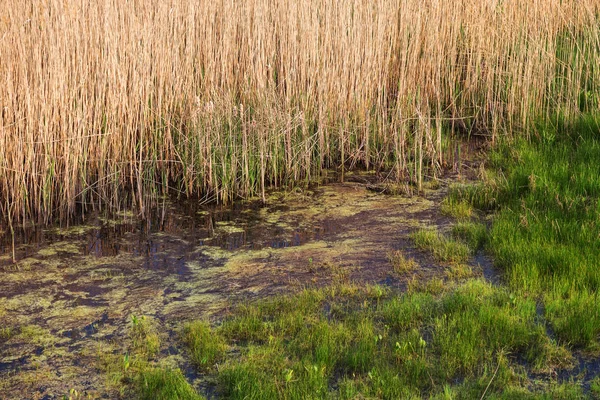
top-left (0, 176), bottom-right (495, 399)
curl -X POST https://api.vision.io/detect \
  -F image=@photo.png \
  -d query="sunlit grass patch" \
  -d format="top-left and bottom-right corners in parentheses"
top-left (135, 367), bottom-right (204, 400)
top-left (591, 376), bottom-right (600, 398)
top-left (17, 325), bottom-right (60, 347)
top-left (379, 291), bottom-right (438, 332)
top-left (411, 228), bottom-right (471, 263)
top-left (445, 264), bottom-right (476, 281)
top-left (183, 281), bottom-right (571, 398)
top-left (451, 221), bottom-right (487, 251)
top-left (407, 276), bottom-right (447, 296)
top-left (130, 315), bottom-right (160, 358)
top-left (0, 326), bottom-right (15, 341)
top-left (387, 249), bottom-right (418, 274)
top-left (441, 197), bottom-right (473, 219)
top-left (448, 182), bottom-right (500, 212)
top-left (460, 115), bottom-right (600, 350)
top-left (219, 289), bottom-right (326, 343)
top-left (98, 314), bottom-right (203, 399)
top-left (182, 321), bottom-right (227, 371)
top-left (545, 290), bottom-right (600, 349)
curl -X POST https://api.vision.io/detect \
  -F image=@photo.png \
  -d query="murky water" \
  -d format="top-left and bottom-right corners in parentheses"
top-left (0, 177), bottom-right (499, 398)
top-left (1, 197), bottom-right (335, 268)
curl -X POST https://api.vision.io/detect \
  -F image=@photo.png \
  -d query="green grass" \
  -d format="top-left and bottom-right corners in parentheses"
top-left (183, 321), bottom-right (227, 371)
top-left (441, 198), bottom-right (473, 219)
top-left (130, 315), bottom-right (161, 357)
top-left (451, 221), bottom-right (487, 251)
top-left (387, 249), bottom-right (419, 273)
top-left (453, 115), bottom-right (600, 349)
top-left (590, 376), bottom-right (600, 398)
top-left (411, 228), bottom-right (471, 263)
top-left (181, 281), bottom-right (572, 399)
top-left (135, 368), bottom-right (204, 400)
top-left (447, 180), bottom-right (502, 212)
top-left (445, 264), bottom-right (476, 281)
top-left (176, 116), bottom-right (600, 399)
top-left (99, 314), bottom-right (203, 399)
top-left (0, 327), bottom-right (14, 341)
top-left (96, 115), bottom-right (600, 398)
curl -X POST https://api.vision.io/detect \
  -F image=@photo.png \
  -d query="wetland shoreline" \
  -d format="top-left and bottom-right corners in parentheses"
top-left (1, 171), bottom-right (484, 398)
top-left (3, 120), bottom-right (600, 399)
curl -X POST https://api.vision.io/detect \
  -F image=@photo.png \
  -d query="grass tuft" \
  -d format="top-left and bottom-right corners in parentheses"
top-left (441, 198), bottom-right (473, 219)
top-left (387, 250), bottom-right (419, 274)
top-left (451, 221), bottom-right (488, 251)
top-left (135, 367), bottom-right (204, 400)
top-left (183, 321), bottom-right (227, 371)
top-left (130, 316), bottom-right (160, 358)
top-left (445, 264), bottom-right (476, 281)
top-left (99, 315), bottom-right (202, 399)
top-left (411, 228), bottom-right (471, 263)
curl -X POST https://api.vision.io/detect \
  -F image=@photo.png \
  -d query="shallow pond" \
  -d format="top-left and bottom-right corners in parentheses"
top-left (0, 177), bottom-right (496, 398)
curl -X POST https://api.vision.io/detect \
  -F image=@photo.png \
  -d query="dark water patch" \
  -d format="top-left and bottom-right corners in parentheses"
top-left (0, 355), bottom-right (29, 373)
top-left (0, 187), bottom-right (342, 269)
top-left (84, 226), bottom-right (137, 257)
top-left (190, 218), bottom-right (341, 255)
top-left (561, 355), bottom-right (600, 391)
top-left (61, 329), bottom-right (81, 340)
top-left (52, 286), bottom-right (111, 309)
top-left (524, 351), bottom-right (600, 393)
top-left (163, 345), bottom-right (179, 356)
top-left (141, 251), bottom-right (190, 275)
top-left (472, 250), bottom-right (501, 285)
top-left (72, 297), bottom-right (110, 308)
top-left (377, 276), bottom-right (398, 287)
top-left (60, 318), bottom-right (110, 340)
top-left (0, 190), bottom-right (340, 275)
top-left (63, 283), bottom-right (110, 298)
top-left (84, 312), bottom-right (110, 336)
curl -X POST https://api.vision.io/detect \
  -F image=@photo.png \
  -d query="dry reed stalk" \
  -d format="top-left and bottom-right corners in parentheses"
top-left (0, 0), bottom-right (598, 224)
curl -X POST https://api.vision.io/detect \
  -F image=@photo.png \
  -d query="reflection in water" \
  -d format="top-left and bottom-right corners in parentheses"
top-left (0, 191), bottom-right (339, 269)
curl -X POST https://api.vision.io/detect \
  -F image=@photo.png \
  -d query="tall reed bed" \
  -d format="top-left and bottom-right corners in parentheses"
top-left (1, 0), bottom-right (599, 223)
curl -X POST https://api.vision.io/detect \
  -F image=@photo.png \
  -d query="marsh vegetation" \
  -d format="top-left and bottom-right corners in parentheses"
top-left (1, 0), bottom-right (600, 398)
top-left (156, 116), bottom-right (600, 399)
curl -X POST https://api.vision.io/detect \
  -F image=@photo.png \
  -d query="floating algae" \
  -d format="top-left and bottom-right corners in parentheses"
top-left (36, 241), bottom-right (81, 257)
